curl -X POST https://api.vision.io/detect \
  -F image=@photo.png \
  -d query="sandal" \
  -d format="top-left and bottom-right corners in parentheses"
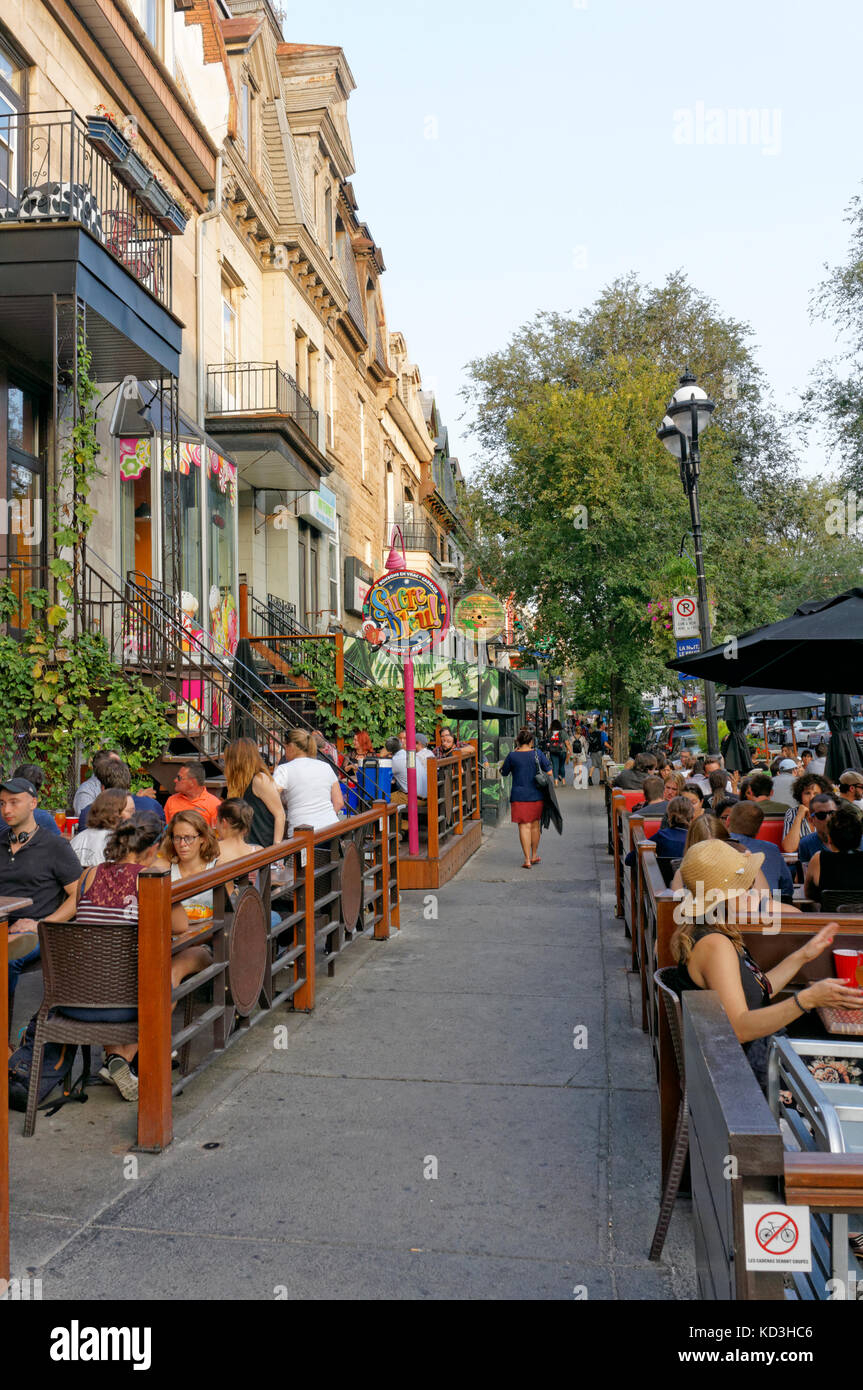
top-left (531, 857), bottom-right (542, 865)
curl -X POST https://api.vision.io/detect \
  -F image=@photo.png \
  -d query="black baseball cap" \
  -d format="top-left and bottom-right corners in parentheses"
top-left (0, 778), bottom-right (38, 797)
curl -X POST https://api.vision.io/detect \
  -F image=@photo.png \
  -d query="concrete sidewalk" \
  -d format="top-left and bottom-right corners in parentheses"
top-left (9, 786), bottom-right (696, 1300)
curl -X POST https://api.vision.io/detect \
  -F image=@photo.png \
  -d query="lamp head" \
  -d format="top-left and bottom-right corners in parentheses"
top-left (666, 369), bottom-right (715, 439)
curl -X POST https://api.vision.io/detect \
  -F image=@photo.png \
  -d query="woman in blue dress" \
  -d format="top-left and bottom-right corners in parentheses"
top-left (501, 727), bottom-right (553, 869)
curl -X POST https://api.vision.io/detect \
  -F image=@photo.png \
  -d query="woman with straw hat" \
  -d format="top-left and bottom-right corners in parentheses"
top-left (672, 839), bottom-right (863, 1085)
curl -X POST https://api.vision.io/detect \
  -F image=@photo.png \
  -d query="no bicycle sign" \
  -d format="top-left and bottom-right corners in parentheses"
top-left (744, 1204), bottom-right (812, 1271)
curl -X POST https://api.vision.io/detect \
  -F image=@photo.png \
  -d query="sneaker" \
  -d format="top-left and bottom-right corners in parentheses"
top-left (99, 1054), bottom-right (139, 1102)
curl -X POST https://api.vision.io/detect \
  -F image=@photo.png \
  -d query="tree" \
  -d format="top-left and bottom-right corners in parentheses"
top-left (462, 273), bottom-right (800, 759)
top-left (805, 191), bottom-right (863, 490)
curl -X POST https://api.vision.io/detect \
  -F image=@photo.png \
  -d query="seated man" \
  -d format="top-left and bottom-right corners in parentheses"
top-left (0, 764), bottom-right (61, 842)
top-left (743, 771), bottom-right (790, 816)
top-left (808, 741), bottom-right (829, 776)
top-left (727, 800), bottom-right (795, 903)
top-left (838, 770), bottom-right (863, 807)
top-left (79, 758), bottom-right (167, 829)
top-left (162, 762), bottom-right (219, 828)
top-left (797, 792), bottom-right (839, 870)
top-left (0, 777), bottom-right (82, 1009)
top-left (73, 747), bottom-right (122, 817)
top-left (632, 775), bottom-right (665, 815)
top-left (613, 752), bottom-right (657, 791)
top-left (390, 736), bottom-right (429, 806)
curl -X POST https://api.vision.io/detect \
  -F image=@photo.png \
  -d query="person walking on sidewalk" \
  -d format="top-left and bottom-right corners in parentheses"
top-left (501, 727), bottom-right (552, 869)
top-left (571, 729), bottom-right (589, 788)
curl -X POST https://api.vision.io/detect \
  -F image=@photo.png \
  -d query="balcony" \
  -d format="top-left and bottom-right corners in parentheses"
top-left (0, 110), bottom-right (172, 308)
top-left (392, 519), bottom-right (441, 557)
top-left (0, 110), bottom-right (181, 379)
top-left (205, 362), bottom-right (330, 492)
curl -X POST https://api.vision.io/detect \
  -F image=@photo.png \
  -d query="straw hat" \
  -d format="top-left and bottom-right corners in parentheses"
top-left (678, 840), bottom-right (765, 921)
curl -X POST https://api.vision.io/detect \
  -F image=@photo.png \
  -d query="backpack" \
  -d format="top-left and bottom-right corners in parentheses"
top-left (588, 730), bottom-right (602, 754)
top-left (8, 1014), bottom-right (90, 1115)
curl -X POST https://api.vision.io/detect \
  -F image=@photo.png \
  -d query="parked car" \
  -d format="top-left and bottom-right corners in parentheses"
top-left (670, 731), bottom-right (703, 761)
top-left (792, 719), bottom-right (830, 749)
top-left (853, 717), bottom-right (863, 743)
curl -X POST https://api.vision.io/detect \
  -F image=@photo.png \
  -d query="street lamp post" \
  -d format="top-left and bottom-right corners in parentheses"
top-left (657, 370), bottom-right (720, 754)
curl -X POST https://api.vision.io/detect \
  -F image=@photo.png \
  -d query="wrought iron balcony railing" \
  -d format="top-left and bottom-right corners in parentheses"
top-left (0, 109), bottom-right (172, 309)
top-left (388, 517), bottom-right (442, 558)
top-left (206, 362), bottom-right (319, 443)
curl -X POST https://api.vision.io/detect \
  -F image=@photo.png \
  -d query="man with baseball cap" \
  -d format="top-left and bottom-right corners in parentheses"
top-left (0, 777), bottom-right (82, 1007)
top-left (838, 770), bottom-right (863, 805)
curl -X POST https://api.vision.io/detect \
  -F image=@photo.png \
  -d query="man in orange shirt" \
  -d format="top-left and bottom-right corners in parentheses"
top-left (164, 763), bottom-right (222, 827)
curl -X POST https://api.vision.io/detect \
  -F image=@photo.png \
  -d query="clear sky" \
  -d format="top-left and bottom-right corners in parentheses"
top-left (296, 0), bottom-right (860, 478)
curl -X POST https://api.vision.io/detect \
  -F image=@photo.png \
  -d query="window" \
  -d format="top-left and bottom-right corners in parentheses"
top-left (359, 396), bottom-right (366, 481)
top-left (324, 185), bottom-right (333, 257)
top-left (0, 39), bottom-right (24, 204)
top-left (222, 286), bottom-right (238, 364)
top-left (307, 342), bottom-right (318, 411)
top-left (328, 533), bottom-right (339, 620)
top-left (239, 83), bottom-right (250, 153)
top-left (324, 353), bottom-right (334, 449)
top-left (139, 0), bottom-right (160, 50)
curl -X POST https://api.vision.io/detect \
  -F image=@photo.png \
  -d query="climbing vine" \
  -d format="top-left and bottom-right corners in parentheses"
top-left (294, 641), bottom-right (438, 747)
top-left (49, 325), bottom-right (102, 605)
top-left (0, 581), bottom-right (174, 806)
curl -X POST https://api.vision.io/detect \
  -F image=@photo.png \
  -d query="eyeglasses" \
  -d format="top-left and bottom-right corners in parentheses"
top-left (173, 834), bottom-right (200, 846)
top-left (811, 811), bottom-right (834, 821)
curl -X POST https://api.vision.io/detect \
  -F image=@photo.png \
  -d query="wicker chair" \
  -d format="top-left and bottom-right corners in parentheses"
top-left (648, 965), bottom-right (688, 1261)
top-left (24, 918), bottom-right (139, 1137)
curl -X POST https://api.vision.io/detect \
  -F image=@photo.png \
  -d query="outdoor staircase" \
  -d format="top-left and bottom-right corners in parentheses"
top-left (79, 558), bottom-right (374, 806)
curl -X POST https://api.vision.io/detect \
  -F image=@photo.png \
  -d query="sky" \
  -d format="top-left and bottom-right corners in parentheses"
top-left (295, 0), bottom-right (861, 479)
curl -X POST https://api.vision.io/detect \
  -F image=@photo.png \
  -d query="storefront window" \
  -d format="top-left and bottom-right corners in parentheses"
top-left (162, 442), bottom-right (203, 609)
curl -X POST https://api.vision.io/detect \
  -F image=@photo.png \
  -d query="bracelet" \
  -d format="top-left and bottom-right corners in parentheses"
top-left (793, 989), bottom-right (812, 1013)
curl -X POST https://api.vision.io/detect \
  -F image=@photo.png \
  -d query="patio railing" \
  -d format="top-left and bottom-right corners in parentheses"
top-left (206, 362), bottom-right (318, 444)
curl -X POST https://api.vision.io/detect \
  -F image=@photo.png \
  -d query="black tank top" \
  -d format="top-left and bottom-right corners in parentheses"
top-left (815, 849), bottom-right (863, 903)
top-left (676, 926), bottom-right (771, 1010)
top-left (244, 777), bottom-right (274, 848)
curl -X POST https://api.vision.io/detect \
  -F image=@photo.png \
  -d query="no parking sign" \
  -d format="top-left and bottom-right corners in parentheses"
top-left (672, 595), bottom-right (699, 639)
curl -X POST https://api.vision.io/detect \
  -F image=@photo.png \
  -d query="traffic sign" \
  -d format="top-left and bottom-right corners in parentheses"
top-left (676, 636), bottom-right (700, 682)
top-left (744, 1204), bottom-right (811, 1271)
top-left (672, 595), bottom-right (699, 639)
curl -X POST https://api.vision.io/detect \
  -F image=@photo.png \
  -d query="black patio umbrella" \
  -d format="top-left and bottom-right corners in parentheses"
top-left (667, 589), bottom-right (863, 693)
top-left (824, 693), bottom-right (863, 782)
top-left (441, 698), bottom-right (520, 721)
top-left (226, 637), bottom-right (268, 744)
top-left (719, 693), bottom-right (752, 774)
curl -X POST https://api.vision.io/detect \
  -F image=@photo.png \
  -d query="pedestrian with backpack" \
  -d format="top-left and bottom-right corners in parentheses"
top-left (571, 731), bottom-right (588, 788)
top-left (587, 724), bottom-right (606, 786)
top-left (546, 719), bottom-right (568, 786)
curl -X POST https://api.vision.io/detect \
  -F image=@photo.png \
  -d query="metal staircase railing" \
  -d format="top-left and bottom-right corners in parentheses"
top-left (81, 559), bottom-right (375, 809)
top-left (247, 588), bottom-right (375, 691)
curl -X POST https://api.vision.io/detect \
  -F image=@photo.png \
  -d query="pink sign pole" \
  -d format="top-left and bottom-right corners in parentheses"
top-left (403, 653), bottom-right (420, 857)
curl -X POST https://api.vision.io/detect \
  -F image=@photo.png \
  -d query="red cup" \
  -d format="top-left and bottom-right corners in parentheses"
top-left (833, 949), bottom-right (859, 985)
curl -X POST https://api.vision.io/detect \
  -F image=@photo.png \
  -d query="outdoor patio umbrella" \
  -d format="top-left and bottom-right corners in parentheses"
top-left (226, 637), bottom-right (267, 744)
top-left (824, 693), bottom-right (863, 782)
top-left (667, 588), bottom-right (863, 693)
top-left (720, 687), bottom-right (825, 758)
top-left (441, 698), bottom-right (520, 720)
top-left (719, 692), bottom-right (752, 774)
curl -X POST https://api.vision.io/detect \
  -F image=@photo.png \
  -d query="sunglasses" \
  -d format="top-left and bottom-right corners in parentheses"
top-left (811, 810), bottom-right (834, 821)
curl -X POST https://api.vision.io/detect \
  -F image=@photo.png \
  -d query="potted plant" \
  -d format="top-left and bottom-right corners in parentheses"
top-left (114, 145), bottom-right (152, 193)
top-left (157, 197), bottom-right (188, 235)
top-left (86, 111), bottom-right (130, 163)
top-left (138, 174), bottom-right (172, 220)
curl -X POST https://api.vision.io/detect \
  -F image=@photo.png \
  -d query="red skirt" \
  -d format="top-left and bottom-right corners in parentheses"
top-left (511, 800), bottom-right (543, 825)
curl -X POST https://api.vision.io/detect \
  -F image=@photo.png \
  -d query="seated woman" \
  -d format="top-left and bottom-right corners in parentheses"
top-left (65, 813), bottom-right (195, 1102)
top-left (274, 729), bottom-right (344, 835)
top-left (215, 798), bottom-right (282, 929)
top-left (804, 803), bottom-right (863, 904)
top-left (662, 771), bottom-right (687, 803)
top-left (341, 730), bottom-right (375, 779)
top-left (158, 809), bottom-right (222, 925)
top-left (625, 794), bottom-right (691, 880)
top-left (673, 839), bottom-right (863, 1089)
top-left (70, 788), bottom-right (135, 867)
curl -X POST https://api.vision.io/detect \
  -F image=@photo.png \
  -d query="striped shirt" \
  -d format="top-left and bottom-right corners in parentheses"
top-left (75, 863), bottom-right (141, 923)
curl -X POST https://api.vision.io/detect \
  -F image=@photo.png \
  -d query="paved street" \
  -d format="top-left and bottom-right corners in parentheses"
top-left (10, 786), bottom-right (695, 1300)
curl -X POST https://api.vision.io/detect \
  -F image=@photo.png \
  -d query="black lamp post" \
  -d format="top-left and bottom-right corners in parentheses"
top-left (657, 370), bottom-right (719, 754)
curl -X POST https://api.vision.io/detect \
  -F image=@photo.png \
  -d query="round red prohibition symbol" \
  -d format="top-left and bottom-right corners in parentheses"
top-left (675, 598), bottom-right (697, 618)
top-left (755, 1210), bottom-right (799, 1254)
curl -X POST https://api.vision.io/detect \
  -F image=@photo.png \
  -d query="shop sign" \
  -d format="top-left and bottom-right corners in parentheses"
top-left (362, 569), bottom-right (450, 657)
top-left (297, 482), bottom-right (337, 533)
top-left (453, 590), bottom-right (506, 639)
